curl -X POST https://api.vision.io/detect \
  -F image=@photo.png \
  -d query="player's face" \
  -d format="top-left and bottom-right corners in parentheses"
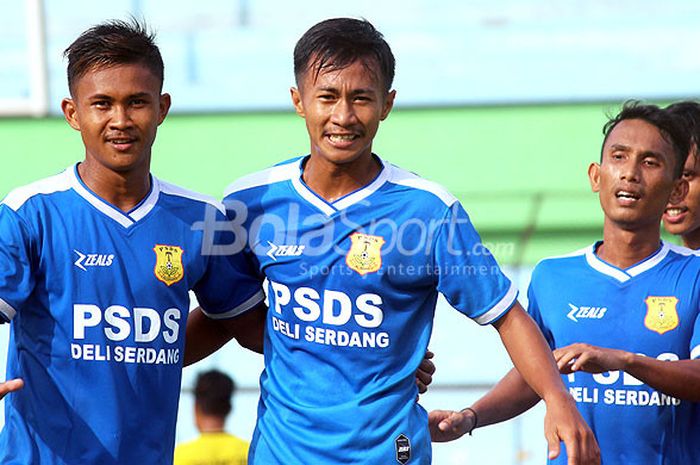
top-left (589, 118), bottom-right (687, 230)
top-left (663, 149), bottom-right (700, 243)
top-left (290, 58), bottom-right (395, 167)
top-left (61, 63), bottom-right (171, 175)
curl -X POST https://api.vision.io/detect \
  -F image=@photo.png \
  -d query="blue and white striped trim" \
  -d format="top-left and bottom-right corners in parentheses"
top-left (2, 170), bottom-right (71, 211)
top-left (0, 297), bottom-right (17, 321)
top-left (201, 289), bottom-right (265, 320)
top-left (159, 179), bottom-right (225, 215)
top-left (585, 242), bottom-right (670, 283)
top-left (387, 163), bottom-right (458, 207)
top-left (474, 282), bottom-right (519, 325)
top-left (223, 162), bottom-right (298, 197)
top-left (691, 345), bottom-right (700, 360)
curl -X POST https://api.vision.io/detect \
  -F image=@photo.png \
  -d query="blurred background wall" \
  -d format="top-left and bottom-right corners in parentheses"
top-left (1, 1), bottom-right (698, 463)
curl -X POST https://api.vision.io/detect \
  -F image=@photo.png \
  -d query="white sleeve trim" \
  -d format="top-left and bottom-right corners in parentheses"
top-left (474, 282), bottom-right (518, 325)
top-left (201, 289), bottom-right (265, 320)
top-left (691, 345), bottom-right (700, 360)
top-left (0, 297), bottom-right (17, 321)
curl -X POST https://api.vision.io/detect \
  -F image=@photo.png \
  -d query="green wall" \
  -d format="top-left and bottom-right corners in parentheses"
top-left (2, 104), bottom-right (657, 264)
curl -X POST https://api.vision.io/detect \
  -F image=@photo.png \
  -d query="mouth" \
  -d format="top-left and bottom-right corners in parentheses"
top-left (663, 206), bottom-right (688, 223)
top-left (106, 136), bottom-right (137, 151)
top-left (326, 133), bottom-right (360, 147)
top-left (615, 189), bottom-right (641, 205)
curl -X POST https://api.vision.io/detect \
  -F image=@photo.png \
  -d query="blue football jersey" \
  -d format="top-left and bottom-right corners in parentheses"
top-left (0, 165), bottom-right (263, 465)
top-left (528, 242), bottom-right (700, 465)
top-left (222, 156), bottom-right (517, 465)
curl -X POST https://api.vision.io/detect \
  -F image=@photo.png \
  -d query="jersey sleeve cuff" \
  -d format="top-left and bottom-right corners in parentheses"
top-left (473, 282), bottom-right (518, 325)
top-left (201, 289), bottom-right (265, 320)
top-left (0, 297), bottom-right (17, 321)
top-left (691, 344), bottom-right (700, 360)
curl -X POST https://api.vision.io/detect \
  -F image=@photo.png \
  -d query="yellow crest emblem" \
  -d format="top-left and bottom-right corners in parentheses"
top-left (644, 296), bottom-right (679, 335)
top-left (346, 232), bottom-right (385, 276)
top-left (153, 245), bottom-right (184, 286)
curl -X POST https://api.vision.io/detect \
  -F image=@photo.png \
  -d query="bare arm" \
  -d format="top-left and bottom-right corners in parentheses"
top-left (184, 302), bottom-right (267, 366)
top-left (430, 303), bottom-right (599, 465)
top-left (555, 343), bottom-right (700, 401)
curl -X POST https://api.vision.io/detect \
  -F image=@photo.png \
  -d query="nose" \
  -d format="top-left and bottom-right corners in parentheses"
top-left (330, 98), bottom-right (358, 127)
top-left (109, 105), bottom-right (133, 130)
top-left (620, 160), bottom-right (641, 183)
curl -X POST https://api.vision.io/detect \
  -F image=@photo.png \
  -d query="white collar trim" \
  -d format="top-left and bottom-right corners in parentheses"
top-left (68, 164), bottom-right (160, 228)
top-left (290, 156), bottom-right (389, 217)
top-left (585, 241), bottom-right (669, 283)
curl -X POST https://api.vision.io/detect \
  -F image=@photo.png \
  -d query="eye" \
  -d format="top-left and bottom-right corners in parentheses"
top-left (683, 170), bottom-right (695, 180)
top-left (130, 98), bottom-right (147, 106)
top-left (642, 158), bottom-right (660, 167)
top-left (318, 94), bottom-right (335, 101)
top-left (92, 100), bottom-right (110, 109)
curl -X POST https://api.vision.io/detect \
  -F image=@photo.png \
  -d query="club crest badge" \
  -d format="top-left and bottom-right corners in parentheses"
top-left (346, 232), bottom-right (385, 275)
top-left (153, 245), bottom-right (184, 286)
top-left (644, 296), bottom-right (679, 335)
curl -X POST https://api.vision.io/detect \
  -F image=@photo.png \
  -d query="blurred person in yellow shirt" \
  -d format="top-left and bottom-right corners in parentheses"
top-left (174, 370), bottom-right (248, 465)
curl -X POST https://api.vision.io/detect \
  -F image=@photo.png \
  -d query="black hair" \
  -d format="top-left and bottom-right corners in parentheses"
top-left (293, 18), bottom-right (395, 93)
top-left (601, 100), bottom-right (690, 178)
top-left (64, 18), bottom-right (164, 93)
top-left (665, 100), bottom-right (700, 161)
top-left (194, 370), bottom-right (235, 418)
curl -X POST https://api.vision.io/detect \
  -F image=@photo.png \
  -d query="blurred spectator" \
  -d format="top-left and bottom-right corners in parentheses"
top-left (174, 370), bottom-right (248, 465)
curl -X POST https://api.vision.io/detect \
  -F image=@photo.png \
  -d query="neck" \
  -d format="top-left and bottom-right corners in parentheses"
top-left (302, 153), bottom-right (381, 203)
top-left (78, 159), bottom-right (150, 213)
top-left (196, 414), bottom-right (226, 434)
top-left (597, 218), bottom-right (662, 268)
top-left (682, 230), bottom-right (700, 250)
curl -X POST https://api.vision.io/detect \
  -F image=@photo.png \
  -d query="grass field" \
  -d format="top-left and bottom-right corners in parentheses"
top-left (2, 103), bottom-right (660, 263)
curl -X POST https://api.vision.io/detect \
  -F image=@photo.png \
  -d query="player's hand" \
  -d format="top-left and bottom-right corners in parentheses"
top-left (0, 378), bottom-right (24, 400)
top-left (428, 408), bottom-right (475, 442)
top-left (543, 393), bottom-right (600, 465)
top-left (554, 343), bottom-right (631, 374)
top-left (416, 350), bottom-right (435, 394)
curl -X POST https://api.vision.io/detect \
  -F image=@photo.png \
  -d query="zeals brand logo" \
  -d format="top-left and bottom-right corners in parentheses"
top-left (74, 250), bottom-right (114, 271)
top-left (567, 303), bottom-right (607, 322)
top-left (267, 241), bottom-right (305, 261)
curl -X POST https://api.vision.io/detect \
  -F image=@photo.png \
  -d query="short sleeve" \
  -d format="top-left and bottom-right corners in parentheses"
top-left (690, 309), bottom-right (700, 360)
top-left (0, 204), bottom-right (36, 321)
top-left (192, 208), bottom-right (264, 319)
top-left (434, 202), bottom-right (517, 325)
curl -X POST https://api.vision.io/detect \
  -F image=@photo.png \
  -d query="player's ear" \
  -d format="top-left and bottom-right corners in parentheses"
top-left (61, 98), bottom-right (81, 131)
top-left (588, 162), bottom-right (601, 193)
top-left (380, 90), bottom-right (396, 121)
top-left (669, 177), bottom-right (689, 206)
top-left (290, 87), bottom-right (305, 118)
top-left (157, 93), bottom-right (171, 126)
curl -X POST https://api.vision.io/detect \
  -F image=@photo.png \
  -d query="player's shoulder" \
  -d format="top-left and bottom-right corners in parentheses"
top-left (1, 168), bottom-right (72, 212)
top-left (157, 178), bottom-right (225, 214)
top-left (223, 157), bottom-right (301, 199)
top-left (664, 242), bottom-right (700, 271)
top-left (532, 245), bottom-right (590, 277)
top-left (384, 161), bottom-right (458, 207)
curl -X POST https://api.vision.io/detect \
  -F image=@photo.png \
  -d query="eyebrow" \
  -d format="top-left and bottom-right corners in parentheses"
top-left (87, 92), bottom-right (151, 100)
top-left (609, 144), bottom-right (663, 159)
top-left (316, 86), bottom-right (375, 95)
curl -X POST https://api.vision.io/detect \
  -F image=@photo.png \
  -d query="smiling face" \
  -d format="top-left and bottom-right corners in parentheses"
top-left (663, 147), bottom-right (700, 246)
top-left (589, 118), bottom-right (687, 231)
top-left (290, 58), bottom-right (395, 168)
top-left (61, 62), bottom-right (171, 176)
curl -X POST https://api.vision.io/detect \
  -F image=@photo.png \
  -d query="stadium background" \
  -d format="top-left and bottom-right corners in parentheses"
top-left (1, 1), bottom-right (698, 463)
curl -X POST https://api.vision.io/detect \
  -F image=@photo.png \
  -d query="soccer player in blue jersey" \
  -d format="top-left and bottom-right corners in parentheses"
top-left (186, 17), bottom-right (599, 465)
top-left (0, 20), bottom-right (264, 464)
top-left (429, 102), bottom-right (700, 464)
